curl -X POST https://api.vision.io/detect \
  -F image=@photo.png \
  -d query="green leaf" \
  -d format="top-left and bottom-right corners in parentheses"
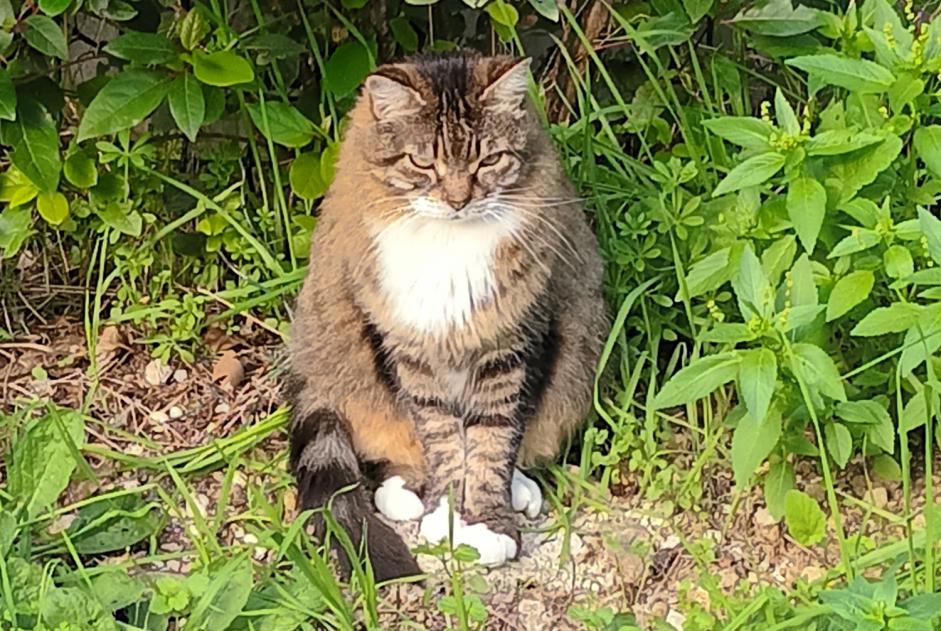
top-left (683, 0), bottom-right (712, 23)
top-left (4, 102), bottom-right (61, 193)
top-left (914, 126), bottom-right (941, 178)
top-left (790, 342), bottom-right (846, 401)
top-left (39, 0), bottom-right (70, 16)
top-left (730, 0), bottom-right (821, 36)
top-left (0, 206), bottom-right (33, 258)
top-left (324, 40), bottom-right (372, 97)
top-left (66, 494), bottom-right (163, 554)
top-left (8, 409), bottom-right (85, 518)
top-left (774, 88), bottom-right (800, 135)
top-left (188, 555), bottom-right (253, 629)
top-left (830, 135), bottom-right (903, 203)
top-left (389, 16), bottom-right (419, 53)
top-left (732, 244), bottom-right (772, 321)
top-left (702, 117), bottom-right (774, 151)
top-left (104, 31), bottom-right (178, 65)
top-left (0, 68), bottom-right (15, 121)
top-left (900, 304), bottom-right (941, 376)
top-left (828, 228), bottom-right (882, 258)
top-left (77, 69), bottom-right (171, 142)
top-left (871, 454), bottom-right (902, 482)
top-left (289, 152), bottom-right (328, 200)
top-left (97, 201), bottom-right (142, 236)
top-left (826, 270), bottom-right (874, 321)
top-left (732, 405), bottom-right (782, 487)
top-left (64, 150), bottom-right (98, 189)
top-left (851, 302), bottom-right (922, 336)
top-left (784, 489), bottom-right (826, 546)
top-left (247, 101), bottom-right (315, 148)
top-left (700, 323), bottom-right (756, 343)
top-left (683, 244), bottom-right (741, 298)
top-left (884, 245), bottom-right (914, 279)
top-left (786, 54), bottom-right (895, 93)
top-left (805, 129), bottom-right (883, 156)
top-left (192, 50), bottom-right (254, 87)
top-left (835, 398), bottom-right (892, 426)
top-left (24, 15), bottom-right (68, 60)
top-left (486, 0), bottom-right (519, 27)
top-left (653, 351), bottom-right (741, 408)
top-left (528, 0), bottom-right (560, 21)
top-left (713, 152), bottom-right (785, 197)
top-left (824, 422), bottom-right (852, 468)
top-left (168, 73), bottom-right (205, 142)
top-left (36, 191), bottom-right (69, 226)
top-left (89, 570), bottom-right (146, 612)
top-left (787, 177), bottom-right (826, 254)
top-left (179, 8), bottom-right (209, 50)
top-left (919, 208), bottom-right (941, 265)
top-left (737, 348), bottom-right (777, 425)
top-left (764, 460), bottom-right (795, 520)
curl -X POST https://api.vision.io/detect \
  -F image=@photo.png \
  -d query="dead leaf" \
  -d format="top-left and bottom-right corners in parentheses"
top-left (95, 326), bottom-right (124, 366)
top-left (144, 358), bottom-right (172, 386)
top-left (212, 350), bottom-right (244, 389)
top-left (204, 327), bottom-right (236, 352)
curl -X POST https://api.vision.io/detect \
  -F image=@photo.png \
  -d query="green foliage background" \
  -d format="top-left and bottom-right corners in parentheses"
top-left (2, 0), bottom-right (941, 628)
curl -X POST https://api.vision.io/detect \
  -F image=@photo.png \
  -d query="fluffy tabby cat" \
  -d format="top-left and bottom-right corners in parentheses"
top-left (288, 50), bottom-right (606, 581)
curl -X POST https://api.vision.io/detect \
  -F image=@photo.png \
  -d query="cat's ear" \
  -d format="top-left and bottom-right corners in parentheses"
top-left (481, 58), bottom-right (531, 113)
top-left (364, 72), bottom-right (425, 120)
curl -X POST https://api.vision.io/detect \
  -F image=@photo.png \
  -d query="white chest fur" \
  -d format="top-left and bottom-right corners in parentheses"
top-left (372, 212), bottom-right (519, 334)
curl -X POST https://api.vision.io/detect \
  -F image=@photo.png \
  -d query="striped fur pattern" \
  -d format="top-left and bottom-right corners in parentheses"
top-left (288, 50), bottom-right (606, 580)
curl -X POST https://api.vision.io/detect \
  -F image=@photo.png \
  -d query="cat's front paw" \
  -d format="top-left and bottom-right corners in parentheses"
top-left (375, 476), bottom-right (424, 522)
top-left (418, 497), bottom-right (461, 543)
top-left (454, 521), bottom-right (518, 566)
top-left (511, 468), bottom-right (542, 519)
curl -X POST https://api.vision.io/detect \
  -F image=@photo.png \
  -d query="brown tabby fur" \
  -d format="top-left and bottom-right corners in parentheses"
top-left (288, 50), bottom-right (606, 581)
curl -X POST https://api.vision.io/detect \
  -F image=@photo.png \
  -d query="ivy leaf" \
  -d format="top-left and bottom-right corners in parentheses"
top-left (168, 73), bottom-right (205, 142)
top-left (790, 342), bottom-right (846, 401)
top-left (653, 351), bottom-right (741, 408)
top-left (851, 303), bottom-right (922, 336)
top-left (77, 69), bottom-right (171, 141)
top-left (787, 177), bottom-right (826, 254)
top-left (36, 191), bottom-right (69, 226)
top-left (786, 54), bottom-right (895, 93)
top-left (247, 101), bottom-right (315, 148)
top-left (702, 117), bottom-right (774, 151)
top-left (913, 126), bottom-right (941, 178)
top-left (104, 31), bottom-right (178, 65)
top-left (918, 208), bottom-right (941, 265)
top-left (192, 50), bottom-right (254, 87)
top-left (732, 405), bottom-right (782, 487)
top-left (324, 40), bottom-right (372, 97)
top-left (784, 490), bottom-right (826, 546)
top-left (0, 68), bottom-right (15, 121)
top-left (486, 0), bottom-right (519, 27)
top-left (826, 270), bottom-right (874, 321)
top-left (24, 15), bottom-right (68, 60)
top-left (683, 0), bottom-right (712, 23)
top-left (737, 347), bottom-right (777, 426)
top-left (3, 101), bottom-right (61, 193)
top-left (824, 422), bottom-right (852, 468)
top-left (764, 460), bottom-right (795, 520)
top-left (713, 152), bottom-right (785, 197)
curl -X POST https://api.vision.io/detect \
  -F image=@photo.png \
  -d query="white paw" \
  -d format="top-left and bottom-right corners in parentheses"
top-left (374, 476), bottom-right (424, 522)
top-left (511, 469), bottom-right (543, 519)
top-left (454, 522), bottom-right (518, 566)
top-left (419, 497), bottom-right (462, 543)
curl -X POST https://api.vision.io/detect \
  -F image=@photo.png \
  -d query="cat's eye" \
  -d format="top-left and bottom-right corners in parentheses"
top-left (479, 152), bottom-right (504, 167)
top-left (408, 153), bottom-right (434, 169)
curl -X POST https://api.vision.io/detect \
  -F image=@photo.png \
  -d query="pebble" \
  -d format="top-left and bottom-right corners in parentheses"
top-left (144, 359), bottom-right (172, 386)
top-left (666, 608), bottom-right (687, 630)
top-left (168, 406), bottom-right (184, 420)
top-left (162, 541), bottom-right (182, 552)
top-left (214, 402), bottom-right (230, 414)
top-left (149, 409), bottom-right (169, 423)
top-left (173, 368), bottom-right (188, 383)
top-left (661, 535), bottom-right (681, 549)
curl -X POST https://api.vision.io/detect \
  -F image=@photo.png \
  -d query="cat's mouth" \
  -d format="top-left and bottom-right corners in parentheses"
top-left (410, 196), bottom-right (506, 224)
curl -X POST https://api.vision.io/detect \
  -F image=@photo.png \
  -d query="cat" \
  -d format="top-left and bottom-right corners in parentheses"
top-left (288, 49), bottom-right (606, 581)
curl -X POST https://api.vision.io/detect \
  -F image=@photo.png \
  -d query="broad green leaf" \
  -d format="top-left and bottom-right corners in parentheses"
top-left (839, 198), bottom-right (880, 228)
top-left (389, 16), bottom-right (419, 52)
top-left (243, 33), bottom-right (306, 62)
top-left (871, 455), bottom-right (902, 482)
top-left (826, 270), bottom-right (874, 321)
top-left (919, 208), bottom-right (941, 265)
top-left (884, 245), bottom-right (914, 279)
top-left (39, 0), bottom-right (70, 16)
top-left (805, 129), bottom-right (883, 156)
top-left (764, 460), bottom-right (795, 520)
top-left (700, 323), bottom-right (756, 343)
top-left (683, 244), bottom-right (741, 298)
top-left (731, 244), bottom-right (772, 321)
top-left (0, 206), bottom-right (33, 258)
top-left (732, 405), bottom-right (782, 487)
top-left (4, 102), bottom-right (61, 193)
top-left (90, 570), bottom-right (146, 612)
top-left (830, 135), bottom-right (903, 203)
top-left (179, 8), bottom-right (209, 50)
top-left (828, 228), bottom-right (881, 258)
top-left (97, 201), bottom-right (142, 236)
top-left (914, 126), bottom-right (941, 178)
top-left (0, 168), bottom-right (39, 207)
top-left (900, 304), bottom-right (941, 376)
top-left (889, 75), bottom-right (924, 112)
top-left (247, 101), bottom-right (315, 148)
top-left (836, 399), bottom-right (893, 426)
top-left (193, 50), bottom-right (254, 87)
top-left (66, 495), bottom-right (163, 554)
top-left (36, 191), bottom-right (69, 225)
top-left (762, 236), bottom-right (797, 288)
top-left (324, 40), bottom-right (372, 97)
top-left (168, 73), bottom-right (204, 142)
top-left (104, 31), bottom-right (178, 65)
top-left (702, 117), bottom-right (774, 151)
top-left (713, 152), bottom-right (785, 197)
top-left (486, 0), bottom-right (519, 27)
top-left (774, 88), bottom-right (800, 135)
top-left (0, 68), bottom-right (15, 121)
top-left (784, 489), bottom-right (826, 545)
top-left (77, 69), bottom-right (171, 141)
top-left (653, 351), bottom-right (741, 408)
top-left (188, 555), bottom-right (253, 629)
top-left (289, 152), bottom-right (328, 200)
top-left (64, 150), bottom-right (98, 189)
top-left (790, 342), bottom-right (846, 401)
top-left (24, 15), bottom-right (68, 60)
top-left (730, 0), bottom-right (821, 35)
top-left (790, 253), bottom-right (818, 308)
top-left (851, 302), bottom-right (922, 336)
top-left (737, 348), bottom-right (777, 425)
top-left (824, 422), bottom-right (852, 468)
top-left (786, 54), bottom-right (895, 93)
top-left (787, 177), bottom-right (826, 254)
top-left (683, 0), bottom-right (713, 23)
top-left (8, 409), bottom-right (85, 517)
top-left (527, 0), bottom-right (559, 21)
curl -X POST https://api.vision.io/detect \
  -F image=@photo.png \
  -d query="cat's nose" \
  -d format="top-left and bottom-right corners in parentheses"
top-left (448, 194), bottom-right (471, 211)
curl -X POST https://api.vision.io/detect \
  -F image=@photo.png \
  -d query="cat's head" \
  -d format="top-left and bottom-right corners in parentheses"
top-left (355, 50), bottom-right (535, 221)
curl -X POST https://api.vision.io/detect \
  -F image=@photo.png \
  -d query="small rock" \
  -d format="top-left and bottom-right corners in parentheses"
top-left (173, 368), bottom-right (188, 383)
top-left (754, 507), bottom-right (778, 527)
top-left (661, 534), bottom-right (681, 549)
top-left (243, 533), bottom-right (258, 545)
top-left (168, 406), bottom-right (184, 420)
top-left (149, 409), bottom-right (169, 423)
top-left (144, 359), bottom-right (172, 386)
top-left (162, 541), bottom-right (182, 552)
top-left (166, 560), bottom-right (183, 573)
top-left (214, 403), bottom-right (230, 415)
top-left (666, 608), bottom-right (686, 630)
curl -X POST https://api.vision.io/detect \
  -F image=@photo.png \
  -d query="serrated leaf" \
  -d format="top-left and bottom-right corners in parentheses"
top-left (104, 31), bottom-right (178, 65)
top-left (289, 152), bottom-right (328, 200)
top-left (764, 460), bottom-right (795, 520)
top-left (871, 454), bottom-right (902, 482)
top-left (787, 177), bottom-right (826, 254)
top-left (790, 342), bottom-right (846, 401)
top-left (851, 302), bottom-right (922, 336)
top-left (826, 270), bottom-right (874, 321)
top-left (700, 323), bottom-right (756, 343)
top-left (77, 69), bottom-right (171, 141)
top-left (702, 117), bottom-right (774, 150)
top-left (247, 100), bottom-right (315, 148)
top-left (824, 422), bottom-right (852, 468)
top-left (653, 351), bottom-right (741, 408)
top-left (36, 191), bottom-right (69, 225)
top-left (24, 15), bottom-right (68, 60)
top-left (737, 348), bottom-right (777, 426)
top-left (830, 135), bottom-right (903, 203)
top-left (774, 88), bottom-right (800, 135)
top-left (192, 50), bottom-right (254, 87)
top-left (168, 73), bottom-right (204, 142)
top-left (97, 201), bottom-right (142, 236)
top-left (713, 152), bottom-right (785, 197)
top-left (784, 490), bottom-right (826, 545)
top-left (732, 405), bottom-right (782, 487)
top-left (786, 54), bottom-right (895, 93)
top-left (0, 68), bottom-right (15, 121)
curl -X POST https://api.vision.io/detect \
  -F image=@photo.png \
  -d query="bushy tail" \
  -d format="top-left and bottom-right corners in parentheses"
top-left (289, 408), bottom-right (420, 582)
